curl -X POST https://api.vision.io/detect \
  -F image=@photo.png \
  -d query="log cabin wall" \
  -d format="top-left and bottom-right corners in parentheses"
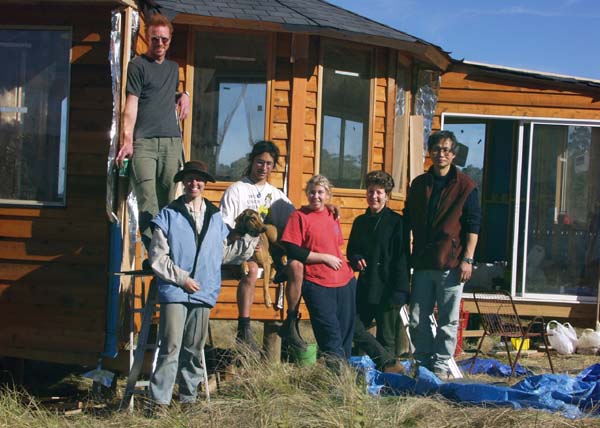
top-left (0, 4), bottom-right (115, 364)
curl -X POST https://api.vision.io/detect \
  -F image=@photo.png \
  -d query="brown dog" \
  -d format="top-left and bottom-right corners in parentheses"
top-left (233, 209), bottom-right (284, 308)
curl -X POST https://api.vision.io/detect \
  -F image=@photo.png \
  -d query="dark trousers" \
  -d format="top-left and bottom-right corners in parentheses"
top-left (353, 303), bottom-right (399, 369)
top-left (302, 278), bottom-right (356, 360)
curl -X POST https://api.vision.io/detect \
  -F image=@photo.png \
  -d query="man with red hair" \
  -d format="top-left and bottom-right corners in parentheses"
top-left (116, 13), bottom-right (190, 251)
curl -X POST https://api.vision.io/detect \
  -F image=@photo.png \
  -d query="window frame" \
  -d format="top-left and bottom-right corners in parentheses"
top-left (184, 27), bottom-right (275, 189)
top-left (0, 25), bottom-right (72, 207)
top-left (442, 112), bottom-right (600, 304)
top-left (316, 38), bottom-right (375, 192)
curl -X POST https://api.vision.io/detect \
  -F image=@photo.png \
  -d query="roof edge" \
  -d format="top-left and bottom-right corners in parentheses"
top-left (172, 12), bottom-right (451, 70)
top-left (457, 60), bottom-right (600, 87)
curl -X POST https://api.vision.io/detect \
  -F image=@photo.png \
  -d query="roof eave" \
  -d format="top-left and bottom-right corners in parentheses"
top-left (452, 60), bottom-right (600, 89)
top-left (0, 0), bottom-right (138, 5)
top-left (172, 12), bottom-right (450, 71)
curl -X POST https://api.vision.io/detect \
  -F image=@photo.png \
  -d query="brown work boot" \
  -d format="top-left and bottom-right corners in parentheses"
top-left (382, 359), bottom-right (406, 375)
top-left (279, 317), bottom-right (307, 352)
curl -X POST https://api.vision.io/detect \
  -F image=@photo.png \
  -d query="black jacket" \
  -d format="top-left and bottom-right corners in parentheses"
top-left (347, 206), bottom-right (410, 306)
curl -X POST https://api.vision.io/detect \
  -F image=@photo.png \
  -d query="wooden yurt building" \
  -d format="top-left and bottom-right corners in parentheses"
top-left (0, 0), bottom-right (450, 367)
top-left (1, 0), bottom-right (600, 370)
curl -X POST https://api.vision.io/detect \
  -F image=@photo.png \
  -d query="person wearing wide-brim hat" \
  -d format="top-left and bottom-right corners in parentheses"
top-left (147, 160), bottom-right (229, 406)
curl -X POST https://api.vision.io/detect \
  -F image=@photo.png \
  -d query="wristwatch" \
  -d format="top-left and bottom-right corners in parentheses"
top-left (462, 257), bottom-right (474, 264)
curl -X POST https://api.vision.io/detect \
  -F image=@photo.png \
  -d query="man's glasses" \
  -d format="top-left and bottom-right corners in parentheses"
top-left (255, 160), bottom-right (274, 168)
top-left (430, 146), bottom-right (453, 155)
top-left (151, 36), bottom-right (170, 45)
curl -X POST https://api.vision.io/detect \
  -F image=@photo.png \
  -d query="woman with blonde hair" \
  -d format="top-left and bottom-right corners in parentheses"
top-left (281, 175), bottom-right (356, 364)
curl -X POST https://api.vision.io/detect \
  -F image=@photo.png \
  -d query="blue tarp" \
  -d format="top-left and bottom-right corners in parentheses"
top-left (350, 356), bottom-right (600, 419)
top-left (457, 357), bottom-right (531, 377)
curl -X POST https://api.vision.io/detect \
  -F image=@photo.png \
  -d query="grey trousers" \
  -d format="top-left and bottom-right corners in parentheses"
top-left (131, 136), bottom-right (183, 250)
top-left (149, 302), bottom-right (210, 405)
top-left (408, 268), bottom-right (463, 372)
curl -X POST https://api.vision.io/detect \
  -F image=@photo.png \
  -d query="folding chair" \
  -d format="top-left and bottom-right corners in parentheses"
top-left (469, 290), bottom-right (554, 377)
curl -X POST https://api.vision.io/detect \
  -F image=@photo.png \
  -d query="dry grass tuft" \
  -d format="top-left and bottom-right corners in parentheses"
top-left (1, 350), bottom-right (600, 427)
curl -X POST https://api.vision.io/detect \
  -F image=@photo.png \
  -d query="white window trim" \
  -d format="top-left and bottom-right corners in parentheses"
top-left (442, 112), bottom-right (600, 304)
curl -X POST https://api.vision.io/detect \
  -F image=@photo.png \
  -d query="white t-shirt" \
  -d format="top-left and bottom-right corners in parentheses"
top-left (220, 177), bottom-right (295, 233)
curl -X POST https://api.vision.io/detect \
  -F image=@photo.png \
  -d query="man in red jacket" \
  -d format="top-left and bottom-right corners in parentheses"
top-left (404, 130), bottom-right (480, 377)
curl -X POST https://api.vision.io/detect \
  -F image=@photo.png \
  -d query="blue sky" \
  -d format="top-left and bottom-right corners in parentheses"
top-left (328, 0), bottom-right (600, 80)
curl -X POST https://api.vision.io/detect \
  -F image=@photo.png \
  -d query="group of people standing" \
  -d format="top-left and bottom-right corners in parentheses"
top-left (114, 13), bottom-right (480, 407)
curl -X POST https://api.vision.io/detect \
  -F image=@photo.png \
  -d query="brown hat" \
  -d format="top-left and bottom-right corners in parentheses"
top-left (173, 160), bottom-right (216, 183)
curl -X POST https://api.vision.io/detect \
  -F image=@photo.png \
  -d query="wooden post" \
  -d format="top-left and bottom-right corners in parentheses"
top-left (263, 321), bottom-right (282, 362)
top-left (287, 34), bottom-right (310, 206)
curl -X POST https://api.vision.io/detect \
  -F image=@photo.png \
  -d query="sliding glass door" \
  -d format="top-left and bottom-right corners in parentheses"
top-left (443, 114), bottom-right (600, 302)
top-left (519, 123), bottom-right (600, 300)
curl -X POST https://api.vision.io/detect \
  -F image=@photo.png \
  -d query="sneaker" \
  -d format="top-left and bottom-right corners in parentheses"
top-left (236, 324), bottom-right (261, 354)
top-left (382, 360), bottom-right (406, 375)
top-left (279, 317), bottom-right (307, 352)
top-left (433, 367), bottom-right (450, 380)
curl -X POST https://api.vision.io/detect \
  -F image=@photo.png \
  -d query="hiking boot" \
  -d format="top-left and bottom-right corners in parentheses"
top-left (279, 317), bottom-right (307, 352)
top-left (382, 359), bottom-right (406, 375)
top-left (236, 324), bottom-right (261, 354)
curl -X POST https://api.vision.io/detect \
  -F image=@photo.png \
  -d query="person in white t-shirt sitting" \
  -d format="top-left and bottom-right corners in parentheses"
top-left (220, 141), bottom-right (306, 353)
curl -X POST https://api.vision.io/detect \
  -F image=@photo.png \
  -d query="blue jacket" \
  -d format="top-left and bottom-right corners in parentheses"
top-left (152, 196), bottom-right (229, 306)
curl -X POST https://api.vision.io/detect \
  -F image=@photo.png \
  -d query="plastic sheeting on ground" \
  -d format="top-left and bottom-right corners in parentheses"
top-left (350, 356), bottom-right (600, 419)
top-left (457, 357), bottom-right (531, 377)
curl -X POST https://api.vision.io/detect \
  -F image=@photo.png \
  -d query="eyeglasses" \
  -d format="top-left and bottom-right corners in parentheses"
top-left (430, 146), bottom-right (453, 155)
top-left (150, 36), bottom-right (170, 45)
top-left (255, 160), bottom-right (274, 168)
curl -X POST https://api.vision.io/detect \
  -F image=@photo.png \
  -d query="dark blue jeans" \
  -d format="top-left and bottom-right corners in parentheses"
top-left (302, 277), bottom-right (356, 360)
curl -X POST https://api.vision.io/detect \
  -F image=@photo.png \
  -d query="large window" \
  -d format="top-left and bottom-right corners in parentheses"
top-left (0, 28), bottom-right (71, 206)
top-left (191, 31), bottom-right (267, 181)
top-left (444, 114), bottom-right (600, 302)
top-left (523, 125), bottom-right (600, 297)
top-left (320, 42), bottom-right (371, 189)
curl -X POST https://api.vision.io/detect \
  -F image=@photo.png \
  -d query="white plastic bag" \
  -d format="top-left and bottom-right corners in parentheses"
top-left (546, 320), bottom-right (578, 355)
top-left (577, 328), bottom-right (600, 353)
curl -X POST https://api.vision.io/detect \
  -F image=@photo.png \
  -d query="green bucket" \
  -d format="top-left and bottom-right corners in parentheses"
top-left (292, 343), bottom-right (317, 366)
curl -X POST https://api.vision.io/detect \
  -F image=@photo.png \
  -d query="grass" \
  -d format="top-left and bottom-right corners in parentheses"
top-left (1, 321), bottom-right (599, 427)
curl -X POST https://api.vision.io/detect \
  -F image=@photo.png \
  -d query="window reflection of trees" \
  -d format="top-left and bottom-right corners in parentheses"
top-left (191, 31), bottom-right (267, 181)
top-left (0, 29), bottom-right (70, 205)
top-left (320, 42), bottom-right (371, 189)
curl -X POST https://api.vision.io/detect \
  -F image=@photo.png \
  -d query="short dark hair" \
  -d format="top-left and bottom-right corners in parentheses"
top-left (244, 140), bottom-right (280, 177)
top-left (365, 170), bottom-right (394, 194)
top-left (427, 130), bottom-right (458, 153)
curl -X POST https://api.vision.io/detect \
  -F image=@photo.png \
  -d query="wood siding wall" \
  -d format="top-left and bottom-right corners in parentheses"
top-left (434, 64), bottom-right (600, 130)
top-left (169, 29), bottom-right (409, 321)
top-left (0, 4), bottom-right (114, 363)
top-left (436, 63), bottom-right (600, 320)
